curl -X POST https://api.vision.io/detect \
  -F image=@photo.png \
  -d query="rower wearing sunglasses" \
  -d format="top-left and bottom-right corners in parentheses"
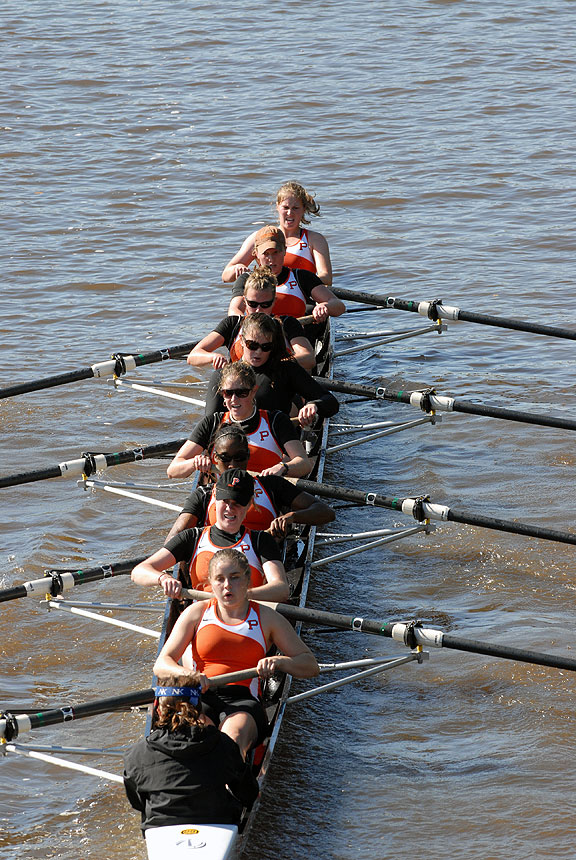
top-left (166, 423), bottom-right (335, 542)
top-left (168, 362), bottom-right (311, 479)
top-left (132, 470), bottom-right (290, 604)
top-left (227, 225), bottom-right (345, 321)
top-left (187, 267), bottom-right (315, 371)
top-left (202, 314), bottom-right (339, 426)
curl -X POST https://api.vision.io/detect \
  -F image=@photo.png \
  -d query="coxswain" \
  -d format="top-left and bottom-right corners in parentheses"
top-left (153, 548), bottom-right (319, 758)
top-left (188, 266), bottom-right (315, 371)
top-left (168, 362), bottom-right (312, 479)
top-left (123, 672), bottom-right (259, 834)
top-left (166, 423), bottom-right (335, 541)
top-left (222, 181), bottom-right (333, 285)
top-left (131, 469), bottom-right (289, 603)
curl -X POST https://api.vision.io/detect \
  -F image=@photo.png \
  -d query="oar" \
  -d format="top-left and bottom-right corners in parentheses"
top-left (0, 439), bottom-right (186, 490)
top-left (0, 558), bottom-right (146, 604)
top-left (0, 339), bottom-right (199, 401)
top-left (294, 478), bottom-right (576, 546)
top-left (176, 590), bottom-right (576, 676)
top-left (332, 287), bottom-right (576, 343)
top-left (0, 668), bottom-right (259, 740)
top-left (317, 377), bottom-right (576, 433)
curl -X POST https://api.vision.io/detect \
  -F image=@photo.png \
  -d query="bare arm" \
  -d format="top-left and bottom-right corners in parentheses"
top-left (188, 331), bottom-right (229, 370)
top-left (228, 294), bottom-right (246, 316)
top-left (153, 603), bottom-right (206, 678)
top-left (310, 283), bottom-right (346, 321)
top-left (258, 605), bottom-right (319, 679)
top-left (131, 547), bottom-right (183, 599)
top-left (247, 560), bottom-right (289, 604)
top-left (289, 335), bottom-right (316, 371)
top-left (258, 440), bottom-right (311, 478)
top-left (166, 440), bottom-right (209, 479)
top-left (309, 231), bottom-right (333, 286)
top-left (221, 233), bottom-right (257, 283)
top-left (165, 511), bottom-right (198, 542)
top-left (267, 491), bottom-right (335, 539)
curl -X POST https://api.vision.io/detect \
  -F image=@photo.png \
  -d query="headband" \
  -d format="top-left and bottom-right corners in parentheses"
top-left (154, 685), bottom-right (201, 705)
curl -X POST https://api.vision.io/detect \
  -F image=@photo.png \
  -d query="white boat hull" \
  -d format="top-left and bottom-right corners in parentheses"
top-left (145, 823), bottom-right (238, 859)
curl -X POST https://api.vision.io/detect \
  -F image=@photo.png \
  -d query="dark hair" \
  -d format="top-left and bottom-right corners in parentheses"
top-left (155, 673), bottom-right (203, 731)
top-left (240, 313), bottom-right (291, 369)
top-left (208, 548), bottom-right (251, 579)
top-left (210, 422), bottom-right (250, 454)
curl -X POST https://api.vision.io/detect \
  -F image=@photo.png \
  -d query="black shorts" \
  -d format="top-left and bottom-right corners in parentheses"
top-left (201, 685), bottom-right (268, 746)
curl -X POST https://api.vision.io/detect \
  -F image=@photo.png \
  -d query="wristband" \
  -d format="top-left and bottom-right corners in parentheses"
top-left (279, 463), bottom-right (288, 476)
top-left (158, 572), bottom-right (172, 585)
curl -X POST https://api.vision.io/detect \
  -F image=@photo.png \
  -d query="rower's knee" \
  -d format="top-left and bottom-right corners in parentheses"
top-left (220, 712), bottom-right (258, 759)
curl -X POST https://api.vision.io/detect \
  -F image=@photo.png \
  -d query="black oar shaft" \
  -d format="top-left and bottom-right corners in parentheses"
top-left (0, 558), bottom-right (143, 604)
top-left (332, 287), bottom-right (576, 342)
top-left (317, 376), bottom-right (576, 433)
top-left (294, 478), bottom-right (576, 546)
top-left (0, 341), bottom-right (198, 401)
top-left (0, 439), bottom-right (185, 490)
top-left (441, 634), bottom-right (576, 672)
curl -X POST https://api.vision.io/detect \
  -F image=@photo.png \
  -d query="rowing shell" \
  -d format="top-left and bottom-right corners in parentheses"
top-left (144, 319), bottom-right (333, 860)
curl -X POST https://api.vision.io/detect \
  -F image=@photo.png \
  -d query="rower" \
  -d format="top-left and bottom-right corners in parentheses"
top-left (153, 548), bottom-right (319, 758)
top-left (131, 469), bottom-right (290, 603)
top-left (222, 181), bottom-right (333, 285)
top-left (202, 318), bottom-right (339, 424)
top-left (123, 672), bottom-right (259, 834)
top-left (226, 225), bottom-right (345, 321)
top-left (166, 423), bottom-right (335, 541)
top-left (187, 266), bottom-right (315, 370)
top-left (167, 362), bottom-right (312, 479)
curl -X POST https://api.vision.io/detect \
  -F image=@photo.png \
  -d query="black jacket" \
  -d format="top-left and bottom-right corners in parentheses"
top-left (123, 725), bottom-right (259, 832)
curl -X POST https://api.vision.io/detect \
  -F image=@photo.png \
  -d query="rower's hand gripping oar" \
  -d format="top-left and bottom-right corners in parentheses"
top-left (331, 287), bottom-right (576, 343)
top-left (316, 376), bottom-right (576, 434)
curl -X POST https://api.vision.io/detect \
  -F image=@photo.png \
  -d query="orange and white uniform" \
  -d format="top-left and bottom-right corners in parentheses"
top-left (274, 269), bottom-right (308, 318)
top-left (189, 526), bottom-right (265, 591)
top-left (191, 599), bottom-right (267, 697)
top-left (283, 229), bottom-right (316, 274)
top-left (222, 409), bottom-right (284, 472)
top-left (204, 478), bottom-right (278, 531)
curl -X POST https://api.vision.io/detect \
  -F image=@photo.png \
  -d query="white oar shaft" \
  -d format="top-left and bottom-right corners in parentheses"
top-left (47, 601), bottom-right (161, 638)
top-left (5, 744), bottom-right (124, 783)
top-left (114, 378), bottom-right (205, 406)
top-left (287, 654), bottom-right (421, 704)
top-left (95, 483), bottom-right (182, 512)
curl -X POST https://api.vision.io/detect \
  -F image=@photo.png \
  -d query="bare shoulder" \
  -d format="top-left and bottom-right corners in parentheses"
top-left (306, 228), bottom-right (329, 250)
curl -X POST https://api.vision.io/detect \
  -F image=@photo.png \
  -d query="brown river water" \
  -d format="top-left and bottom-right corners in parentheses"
top-left (2, 2), bottom-right (576, 858)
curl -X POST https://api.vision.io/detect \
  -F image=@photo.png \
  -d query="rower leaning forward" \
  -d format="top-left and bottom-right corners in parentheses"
top-left (153, 548), bottom-right (319, 759)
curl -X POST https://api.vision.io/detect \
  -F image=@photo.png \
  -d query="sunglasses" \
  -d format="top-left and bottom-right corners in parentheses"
top-left (213, 450), bottom-right (249, 464)
top-left (220, 387), bottom-right (252, 398)
top-left (245, 298), bottom-right (275, 309)
top-left (243, 339), bottom-right (274, 352)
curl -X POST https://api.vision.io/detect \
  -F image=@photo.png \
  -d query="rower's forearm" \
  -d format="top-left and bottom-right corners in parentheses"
top-left (290, 504), bottom-right (334, 527)
top-left (167, 459), bottom-right (195, 478)
top-left (286, 457), bottom-right (312, 477)
top-left (187, 350), bottom-right (215, 367)
top-left (283, 652), bottom-right (319, 678)
top-left (131, 563), bottom-right (168, 587)
top-left (247, 581), bottom-right (290, 603)
top-left (327, 298), bottom-right (346, 317)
